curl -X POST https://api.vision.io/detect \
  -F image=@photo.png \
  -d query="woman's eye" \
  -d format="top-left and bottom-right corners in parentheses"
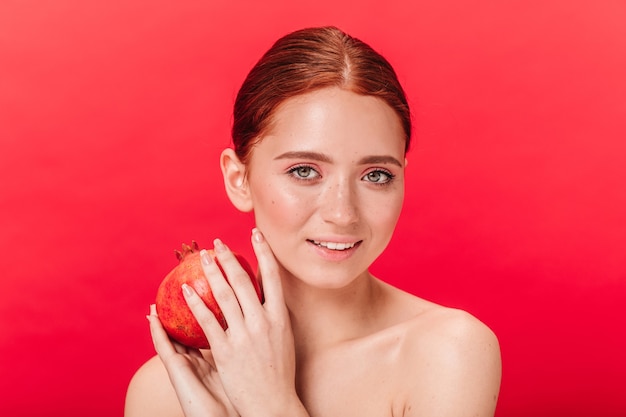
top-left (288, 165), bottom-right (320, 180)
top-left (363, 169), bottom-right (394, 184)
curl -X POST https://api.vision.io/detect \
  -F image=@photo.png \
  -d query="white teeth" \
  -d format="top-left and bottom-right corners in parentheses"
top-left (311, 240), bottom-right (356, 251)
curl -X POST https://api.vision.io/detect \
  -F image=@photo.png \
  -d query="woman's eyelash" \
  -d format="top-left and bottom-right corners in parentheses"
top-left (363, 169), bottom-right (395, 185)
top-left (287, 164), bottom-right (320, 180)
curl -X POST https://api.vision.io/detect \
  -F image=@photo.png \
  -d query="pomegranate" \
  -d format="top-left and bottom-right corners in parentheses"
top-left (155, 241), bottom-right (262, 349)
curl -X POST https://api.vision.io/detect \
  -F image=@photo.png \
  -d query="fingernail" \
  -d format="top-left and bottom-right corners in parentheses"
top-left (200, 249), bottom-right (212, 266)
top-left (213, 238), bottom-right (226, 253)
top-left (182, 283), bottom-right (193, 297)
top-left (150, 304), bottom-right (157, 315)
top-left (252, 228), bottom-right (263, 243)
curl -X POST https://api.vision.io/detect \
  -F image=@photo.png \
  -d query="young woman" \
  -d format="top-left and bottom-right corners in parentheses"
top-left (125, 26), bottom-right (501, 417)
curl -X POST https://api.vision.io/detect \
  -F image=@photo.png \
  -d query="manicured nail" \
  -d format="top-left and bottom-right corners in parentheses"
top-left (182, 283), bottom-right (193, 297)
top-left (200, 249), bottom-right (212, 266)
top-left (213, 238), bottom-right (226, 253)
top-left (252, 228), bottom-right (263, 243)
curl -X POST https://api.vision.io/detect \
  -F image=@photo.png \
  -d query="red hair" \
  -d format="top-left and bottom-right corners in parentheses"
top-left (232, 26), bottom-right (412, 163)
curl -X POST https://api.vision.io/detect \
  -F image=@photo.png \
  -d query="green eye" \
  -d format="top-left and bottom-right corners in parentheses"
top-left (363, 170), bottom-right (394, 184)
top-left (288, 165), bottom-right (320, 180)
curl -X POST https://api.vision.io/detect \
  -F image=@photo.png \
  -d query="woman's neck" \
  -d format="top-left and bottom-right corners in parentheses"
top-left (280, 269), bottom-right (385, 358)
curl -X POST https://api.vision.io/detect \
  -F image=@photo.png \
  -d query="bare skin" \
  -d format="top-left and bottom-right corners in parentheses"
top-left (126, 279), bottom-right (500, 417)
top-left (125, 88), bottom-right (502, 417)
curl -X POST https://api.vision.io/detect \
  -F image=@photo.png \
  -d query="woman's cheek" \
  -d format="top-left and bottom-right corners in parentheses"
top-left (371, 191), bottom-right (404, 239)
top-left (252, 181), bottom-right (310, 236)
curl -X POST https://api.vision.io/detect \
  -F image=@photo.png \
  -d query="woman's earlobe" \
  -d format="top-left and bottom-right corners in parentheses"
top-left (220, 148), bottom-right (254, 212)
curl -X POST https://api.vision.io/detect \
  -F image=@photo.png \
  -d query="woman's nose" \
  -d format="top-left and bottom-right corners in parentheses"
top-left (319, 179), bottom-right (359, 226)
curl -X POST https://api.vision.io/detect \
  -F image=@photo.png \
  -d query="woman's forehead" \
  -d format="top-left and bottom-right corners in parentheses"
top-left (257, 88), bottom-right (406, 155)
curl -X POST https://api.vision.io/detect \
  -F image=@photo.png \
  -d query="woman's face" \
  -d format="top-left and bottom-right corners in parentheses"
top-left (245, 87), bottom-right (406, 289)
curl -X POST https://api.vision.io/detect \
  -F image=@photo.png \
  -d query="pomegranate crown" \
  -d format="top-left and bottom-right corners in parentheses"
top-left (175, 241), bottom-right (200, 262)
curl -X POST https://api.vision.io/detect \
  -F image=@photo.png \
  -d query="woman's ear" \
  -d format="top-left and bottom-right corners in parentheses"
top-left (220, 148), bottom-right (253, 212)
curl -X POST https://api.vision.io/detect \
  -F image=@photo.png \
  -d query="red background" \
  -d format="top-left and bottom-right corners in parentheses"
top-left (1, 1), bottom-right (625, 416)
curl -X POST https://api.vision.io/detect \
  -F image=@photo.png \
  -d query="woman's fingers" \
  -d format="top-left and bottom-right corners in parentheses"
top-left (181, 282), bottom-right (229, 345)
top-left (251, 228), bottom-right (285, 314)
top-left (201, 241), bottom-right (263, 322)
top-left (148, 304), bottom-right (178, 358)
top-left (214, 239), bottom-right (264, 311)
top-left (190, 232), bottom-right (284, 341)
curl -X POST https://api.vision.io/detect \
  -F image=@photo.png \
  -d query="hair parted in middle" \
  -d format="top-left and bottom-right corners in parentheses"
top-left (231, 26), bottom-right (412, 163)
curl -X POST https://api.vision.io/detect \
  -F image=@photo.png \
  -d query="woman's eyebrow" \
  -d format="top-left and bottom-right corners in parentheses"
top-left (274, 151), bottom-right (332, 162)
top-left (358, 155), bottom-right (403, 167)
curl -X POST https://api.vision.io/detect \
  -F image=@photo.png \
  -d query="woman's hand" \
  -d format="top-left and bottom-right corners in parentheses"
top-left (148, 304), bottom-right (239, 417)
top-left (182, 228), bottom-right (308, 417)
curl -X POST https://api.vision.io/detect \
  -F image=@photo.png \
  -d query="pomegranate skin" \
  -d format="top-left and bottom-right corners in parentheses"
top-left (155, 242), bottom-right (261, 349)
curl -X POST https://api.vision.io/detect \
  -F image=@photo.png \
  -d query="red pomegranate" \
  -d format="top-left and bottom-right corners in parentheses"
top-left (155, 241), bottom-right (262, 349)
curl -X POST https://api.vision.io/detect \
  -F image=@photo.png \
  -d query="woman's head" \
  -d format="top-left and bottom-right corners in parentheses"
top-left (232, 26), bottom-right (411, 164)
top-left (223, 86), bottom-right (407, 287)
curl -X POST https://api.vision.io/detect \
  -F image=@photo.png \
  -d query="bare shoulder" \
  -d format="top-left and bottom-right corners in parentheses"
top-left (373, 281), bottom-right (500, 415)
top-left (378, 281), bottom-right (499, 356)
top-left (124, 355), bottom-right (183, 417)
top-left (414, 304), bottom-right (500, 353)
top-left (400, 301), bottom-right (502, 417)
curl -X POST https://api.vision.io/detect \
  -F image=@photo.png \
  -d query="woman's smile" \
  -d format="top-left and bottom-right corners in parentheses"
top-left (306, 239), bottom-right (363, 262)
top-left (307, 239), bottom-right (360, 251)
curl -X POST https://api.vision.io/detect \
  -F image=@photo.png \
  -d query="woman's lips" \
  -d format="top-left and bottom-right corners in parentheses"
top-left (308, 239), bottom-right (360, 251)
top-left (306, 239), bottom-right (363, 261)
